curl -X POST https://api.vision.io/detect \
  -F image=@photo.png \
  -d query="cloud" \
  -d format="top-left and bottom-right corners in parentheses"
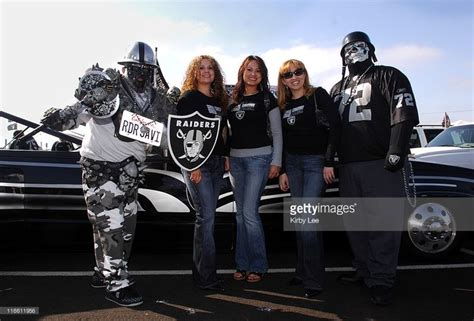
top-left (447, 76), bottom-right (473, 90)
top-left (378, 45), bottom-right (443, 68)
top-left (0, 2), bottom-right (212, 122)
top-left (262, 45), bottom-right (342, 90)
top-left (0, 1), bottom-right (448, 128)
top-left (195, 43), bottom-right (443, 92)
top-left (190, 45), bottom-right (344, 91)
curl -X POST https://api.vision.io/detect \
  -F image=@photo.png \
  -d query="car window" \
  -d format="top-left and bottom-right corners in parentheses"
top-left (428, 126), bottom-right (474, 147)
top-left (424, 129), bottom-right (443, 143)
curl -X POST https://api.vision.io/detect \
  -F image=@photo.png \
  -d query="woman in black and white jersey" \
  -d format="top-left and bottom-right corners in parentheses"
top-left (177, 55), bottom-right (228, 292)
top-left (277, 59), bottom-right (340, 298)
top-left (228, 55), bottom-right (283, 283)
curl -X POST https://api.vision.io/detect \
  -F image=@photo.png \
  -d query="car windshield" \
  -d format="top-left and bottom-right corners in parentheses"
top-left (427, 125), bottom-right (474, 148)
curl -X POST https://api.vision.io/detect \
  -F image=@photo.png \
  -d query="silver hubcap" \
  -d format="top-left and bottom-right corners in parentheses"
top-left (407, 202), bottom-right (456, 254)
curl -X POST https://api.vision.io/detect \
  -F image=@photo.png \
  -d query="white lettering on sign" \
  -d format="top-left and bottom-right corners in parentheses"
top-left (175, 120), bottom-right (216, 128)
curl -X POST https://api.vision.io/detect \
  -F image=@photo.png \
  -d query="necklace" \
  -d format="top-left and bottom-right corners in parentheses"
top-left (341, 65), bottom-right (373, 106)
top-left (133, 114), bottom-right (157, 135)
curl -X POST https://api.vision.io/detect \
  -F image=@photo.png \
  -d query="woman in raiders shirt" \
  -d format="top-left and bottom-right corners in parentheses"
top-left (228, 55), bottom-right (283, 283)
top-left (177, 55), bottom-right (228, 292)
top-left (277, 59), bottom-right (340, 298)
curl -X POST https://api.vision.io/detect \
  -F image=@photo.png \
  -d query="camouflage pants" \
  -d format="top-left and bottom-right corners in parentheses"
top-left (80, 156), bottom-right (142, 291)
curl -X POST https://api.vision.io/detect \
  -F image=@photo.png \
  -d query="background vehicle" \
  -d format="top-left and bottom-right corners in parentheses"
top-left (1, 111), bottom-right (472, 258)
top-left (411, 123), bottom-right (474, 170)
top-left (409, 125), bottom-right (444, 148)
top-left (402, 160), bottom-right (473, 258)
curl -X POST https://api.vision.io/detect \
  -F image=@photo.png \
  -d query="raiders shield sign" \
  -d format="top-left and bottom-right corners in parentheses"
top-left (167, 111), bottom-right (221, 171)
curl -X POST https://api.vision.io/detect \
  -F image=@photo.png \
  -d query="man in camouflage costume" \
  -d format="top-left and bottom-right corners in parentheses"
top-left (41, 41), bottom-right (177, 307)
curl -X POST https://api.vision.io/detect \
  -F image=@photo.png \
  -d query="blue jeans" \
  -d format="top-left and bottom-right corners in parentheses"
top-left (230, 154), bottom-right (271, 273)
top-left (182, 155), bottom-right (224, 287)
top-left (286, 153), bottom-right (326, 290)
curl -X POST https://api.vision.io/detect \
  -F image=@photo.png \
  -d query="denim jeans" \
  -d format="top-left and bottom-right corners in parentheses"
top-left (285, 153), bottom-right (326, 290)
top-left (230, 154), bottom-right (271, 273)
top-left (182, 155), bottom-right (225, 288)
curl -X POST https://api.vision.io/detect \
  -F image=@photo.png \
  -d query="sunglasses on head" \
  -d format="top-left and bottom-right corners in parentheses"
top-left (282, 68), bottom-right (305, 79)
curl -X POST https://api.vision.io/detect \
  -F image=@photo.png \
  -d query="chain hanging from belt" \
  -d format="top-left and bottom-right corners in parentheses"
top-left (402, 160), bottom-right (417, 208)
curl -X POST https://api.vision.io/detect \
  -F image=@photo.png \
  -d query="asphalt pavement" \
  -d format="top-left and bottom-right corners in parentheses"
top-left (1, 244), bottom-right (474, 321)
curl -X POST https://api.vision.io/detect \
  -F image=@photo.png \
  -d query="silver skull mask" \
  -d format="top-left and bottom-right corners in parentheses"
top-left (343, 41), bottom-right (370, 65)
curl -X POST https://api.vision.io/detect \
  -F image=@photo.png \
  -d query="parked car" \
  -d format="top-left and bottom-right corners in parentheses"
top-left (411, 123), bottom-right (474, 170)
top-left (409, 125), bottom-right (444, 148)
top-left (1, 111), bottom-right (472, 258)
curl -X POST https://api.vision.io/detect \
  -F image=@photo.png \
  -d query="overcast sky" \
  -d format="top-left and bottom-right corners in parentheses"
top-left (1, 0), bottom-right (473, 143)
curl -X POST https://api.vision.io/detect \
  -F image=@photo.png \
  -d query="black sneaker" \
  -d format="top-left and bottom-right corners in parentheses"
top-left (91, 271), bottom-right (136, 289)
top-left (105, 286), bottom-right (143, 307)
top-left (370, 285), bottom-right (393, 306)
top-left (91, 270), bottom-right (106, 288)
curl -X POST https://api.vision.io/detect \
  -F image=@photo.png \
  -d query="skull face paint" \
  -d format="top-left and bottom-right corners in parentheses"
top-left (343, 41), bottom-right (370, 65)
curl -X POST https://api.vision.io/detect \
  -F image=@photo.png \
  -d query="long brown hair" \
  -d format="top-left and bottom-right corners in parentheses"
top-left (181, 55), bottom-right (228, 110)
top-left (277, 59), bottom-right (314, 110)
top-left (231, 55), bottom-right (270, 104)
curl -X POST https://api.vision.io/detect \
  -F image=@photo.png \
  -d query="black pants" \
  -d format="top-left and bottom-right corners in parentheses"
top-left (339, 159), bottom-right (405, 288)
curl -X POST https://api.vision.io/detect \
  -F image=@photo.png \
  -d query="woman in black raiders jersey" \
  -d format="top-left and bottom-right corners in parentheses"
top-left (177, 55), bottom-right (228, 292)
top-left (277, 59), bottom-right (340, 298)
top-left (228, 55), bottom-right (283, 283)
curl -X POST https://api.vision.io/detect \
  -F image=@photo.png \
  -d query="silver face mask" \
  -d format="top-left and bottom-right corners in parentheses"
top-left (343, 41), bottom-right (370, 65)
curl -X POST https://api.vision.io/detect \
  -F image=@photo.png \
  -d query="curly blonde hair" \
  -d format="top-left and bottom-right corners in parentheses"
top-left (277, 59), bottom-right (314, 110)
top-left (181, 55), bottom-right (228, 110)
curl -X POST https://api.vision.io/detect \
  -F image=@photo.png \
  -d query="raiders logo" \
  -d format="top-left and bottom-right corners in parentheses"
top-left (287, 116), bottom-right (296, 125)
top-left (167, 111), bottom-right (221, 171)
top-left (235, 111), bottom-right (245, 120)
top-left (388, 154), bottom-right (400, 165)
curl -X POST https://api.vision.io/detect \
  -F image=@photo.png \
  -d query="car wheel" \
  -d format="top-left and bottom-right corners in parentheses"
top-left (405, 201), bottom-right (463, 258)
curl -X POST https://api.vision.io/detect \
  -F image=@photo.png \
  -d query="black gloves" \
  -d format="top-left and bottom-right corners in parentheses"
top-left (166, 86), bottom-right (181, 105)
top-left (40, 107), bottom-right (64, 131)
top-left (384, 120), bottom-right (416, 172)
